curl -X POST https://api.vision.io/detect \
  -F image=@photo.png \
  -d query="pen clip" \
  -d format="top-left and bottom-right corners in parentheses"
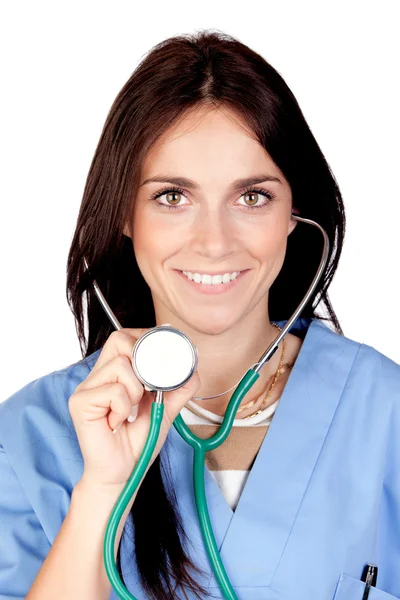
top-left (361, 564), bottom-right (378, 600)
top-left (361, 563), bottom-right (378, 587)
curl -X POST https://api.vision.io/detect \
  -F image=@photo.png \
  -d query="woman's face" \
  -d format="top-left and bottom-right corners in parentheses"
top-left (124, 105), bottom-right (296, 334)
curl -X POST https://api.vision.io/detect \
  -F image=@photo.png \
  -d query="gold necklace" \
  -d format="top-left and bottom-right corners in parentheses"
top-left (236, 323), bottom-right (284, 416)
top-left (185, 323), bottom-right (290, 422)
top-left (242, 361), bottom-right (293, 420)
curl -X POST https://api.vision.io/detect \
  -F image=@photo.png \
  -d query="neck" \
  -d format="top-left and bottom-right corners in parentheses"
top-left (155, 306), bottom-right (287, 416)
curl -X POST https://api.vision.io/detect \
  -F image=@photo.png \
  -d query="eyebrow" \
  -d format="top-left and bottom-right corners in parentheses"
top-left (140, 173), bottom-right (283, 190)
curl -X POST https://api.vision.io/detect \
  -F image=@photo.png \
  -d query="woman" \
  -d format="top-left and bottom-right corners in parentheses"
top-left (1, 29), bottom-right (399, 600)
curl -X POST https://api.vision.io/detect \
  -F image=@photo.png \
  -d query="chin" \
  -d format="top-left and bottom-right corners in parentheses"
top-left (184, 313), bottom-right (241, 336)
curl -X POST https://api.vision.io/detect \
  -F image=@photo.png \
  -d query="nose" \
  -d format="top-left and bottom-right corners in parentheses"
top-left (190, 206), bottom-right (239, 258)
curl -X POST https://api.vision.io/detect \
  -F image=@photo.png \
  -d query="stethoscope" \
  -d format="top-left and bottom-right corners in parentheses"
top-left (82, 213), bottom-right (329, 600)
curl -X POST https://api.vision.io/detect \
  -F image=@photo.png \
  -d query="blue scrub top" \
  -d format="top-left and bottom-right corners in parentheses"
top-left (1, 317), bottom-right (400, 600)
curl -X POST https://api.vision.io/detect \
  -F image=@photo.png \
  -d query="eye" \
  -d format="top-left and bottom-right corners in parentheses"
top-left (237, 187), bottom-right (276, 210)
top-left (149, 186), bottom-right (189, 210)
top-left (149, 185), bottom-right (276, 211)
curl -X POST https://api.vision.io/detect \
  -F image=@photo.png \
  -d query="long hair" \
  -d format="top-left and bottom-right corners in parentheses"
top-left (66, 29), bottom-right (345, 599)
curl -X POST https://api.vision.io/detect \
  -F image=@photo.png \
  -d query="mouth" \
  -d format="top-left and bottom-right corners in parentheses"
top-left (174, 269), bottom-right (250, 295)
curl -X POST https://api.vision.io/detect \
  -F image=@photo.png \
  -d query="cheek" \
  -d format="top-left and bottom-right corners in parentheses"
top-left (251, 225), bottom-right (286, 260)
top-left (133, 203), bottom-right (177, 240)
top-left (132, 209), bottom-right (175, 271)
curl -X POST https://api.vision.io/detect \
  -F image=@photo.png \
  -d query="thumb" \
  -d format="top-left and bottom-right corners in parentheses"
top-left (163, 369), bottom-right (201, 421)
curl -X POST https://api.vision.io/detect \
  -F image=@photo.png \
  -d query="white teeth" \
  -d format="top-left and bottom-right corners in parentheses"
top-left (181, 271), bottom-right (240, 285)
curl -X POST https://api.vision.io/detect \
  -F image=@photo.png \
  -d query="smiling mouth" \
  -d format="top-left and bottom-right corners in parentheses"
top-left (178, 269), bottom-right (244, 283)
top-left (174, 268), bottom-right (250, 294)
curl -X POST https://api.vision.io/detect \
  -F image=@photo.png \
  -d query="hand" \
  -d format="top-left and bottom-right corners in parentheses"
top-left (68, 328), bottom-right (201, 490)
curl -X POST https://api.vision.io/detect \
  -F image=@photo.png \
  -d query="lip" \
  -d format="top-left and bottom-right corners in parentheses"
top-left (174, 269), bottom-right (250, 295)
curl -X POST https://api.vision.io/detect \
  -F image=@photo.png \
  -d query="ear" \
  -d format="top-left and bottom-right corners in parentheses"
top-left (123, 223), bottom-right (132, 239)
top-left (288, 211), bottom-right (299, 235)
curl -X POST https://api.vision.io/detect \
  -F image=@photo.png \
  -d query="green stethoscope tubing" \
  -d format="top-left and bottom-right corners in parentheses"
top-left (103, 368), bottom-right (259, 600)
top-left (83, 213), bottom-right (330, 599)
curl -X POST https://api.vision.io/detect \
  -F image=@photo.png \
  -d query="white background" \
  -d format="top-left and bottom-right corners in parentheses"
top-left (1, 1), bottom-right (399, 401)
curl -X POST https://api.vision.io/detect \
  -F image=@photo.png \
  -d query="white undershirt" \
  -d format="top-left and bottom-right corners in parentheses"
top-left (180, 399), bottom-right (279, 510)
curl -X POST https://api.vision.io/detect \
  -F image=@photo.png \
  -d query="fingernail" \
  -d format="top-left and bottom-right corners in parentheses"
top-left (127, 405), bottom-right (139, 423)
top-left (112, 422), bottom-right (122, 434)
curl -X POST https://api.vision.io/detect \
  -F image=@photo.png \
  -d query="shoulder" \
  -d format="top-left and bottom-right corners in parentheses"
top-left (344, 329), bottom-right (400, 401)
top-left (0, 349), bottom-right (102, 464)
top-left (309, 318), bottom-right (400, 405)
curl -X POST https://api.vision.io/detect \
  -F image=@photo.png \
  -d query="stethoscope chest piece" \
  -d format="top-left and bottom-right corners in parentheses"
top-left (131, 324), bottom-right (198, 393)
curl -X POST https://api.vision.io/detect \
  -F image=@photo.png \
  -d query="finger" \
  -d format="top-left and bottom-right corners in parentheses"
top-left (90, 328), bottom-right (151, 375)
top-left (69, 381), bottom-right (133, 431)
top-left (78, 354), bottom-right (145, 408)
top-left (162, 370), bottom-right (201, 424)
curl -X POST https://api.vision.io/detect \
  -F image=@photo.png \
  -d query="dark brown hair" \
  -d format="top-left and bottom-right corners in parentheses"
top-left (66, 29), bottom-right (345, 599)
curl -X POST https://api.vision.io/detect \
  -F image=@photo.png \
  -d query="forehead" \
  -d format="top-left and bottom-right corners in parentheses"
top-left (140, 105), bottom-right (282, 180)
top-left (162, 104), bottom-right (256, 141)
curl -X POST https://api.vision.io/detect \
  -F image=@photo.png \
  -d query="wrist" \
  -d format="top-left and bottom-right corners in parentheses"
top-left (73, 476), bottom-right (127, 503)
